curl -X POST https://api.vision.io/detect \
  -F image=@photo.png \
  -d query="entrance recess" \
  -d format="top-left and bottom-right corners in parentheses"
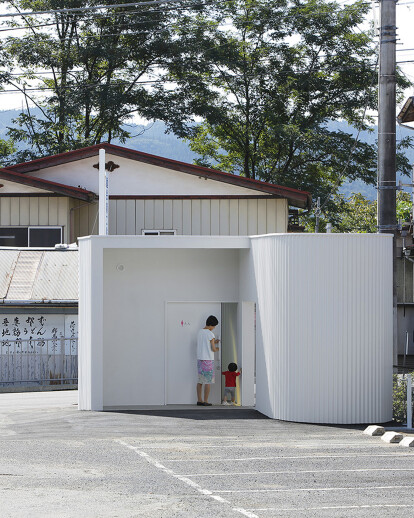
top-left (166, 302), bottom-right (221, 404)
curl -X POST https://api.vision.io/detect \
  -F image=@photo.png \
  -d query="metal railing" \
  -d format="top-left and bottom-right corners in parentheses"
top-left (0, 337), bottom-right (77, 387)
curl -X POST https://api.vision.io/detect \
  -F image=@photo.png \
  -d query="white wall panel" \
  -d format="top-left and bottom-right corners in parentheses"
top-left (48, 197), bottom-right (58, 224)
top-left (10, 198), bottom-right (20, 225)
top-left (144, 199), bottom-right (154, 229)
top-left (238, 199), bottom-right (248, 235)
top-left (191, 199), bottom-right (201, 234)
top-left (135, 200), bottom-right (145, 235)
top-left (116, 200), bottom-right (126, 235)
top-left (19, 199), bottom-right (30, 226)
top-left (88, 203), bottom-right (98, 235)
top-left (229, 199), bottom-right (239, 235)
top-left (172, 200), bottom-right (183, 235)
top-left (29, 198), bottom-right (39, 225)
top-left (154, 199), bottom-right (164, 229)
top-left (0, 198), bottom-right (11, 225)
top-left (38, 198), bottom-right (49, 225)
top-left (126, 200), bottom-right (136, 235)
top-left (219, 199), bottom-right (230, 235)
top-left (257, 199), bottom-right (267, 234)
top-left (182, 200), bottom-right (191, 234)
top-left (247, 199), bottom-right (258, 235)
top-left (163, 199), bottom-right (173, 229)
top-left (201, 200), bottom-right (211, 235)
top-left (250, 234), bottom-right (393, 424)
top-left (210, 200), bottom-right (220, 234)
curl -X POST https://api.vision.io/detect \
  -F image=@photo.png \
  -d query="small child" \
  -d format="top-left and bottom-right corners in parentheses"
top-left (222, 363), bottom-right (241, 405)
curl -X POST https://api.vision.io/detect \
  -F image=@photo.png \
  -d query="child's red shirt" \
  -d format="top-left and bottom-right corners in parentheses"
top-left (222, 370), bottom-right (240, 387)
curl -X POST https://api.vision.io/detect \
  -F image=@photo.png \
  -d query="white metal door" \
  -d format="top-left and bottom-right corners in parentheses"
top-left (166, 302), bottom-right (221, 404)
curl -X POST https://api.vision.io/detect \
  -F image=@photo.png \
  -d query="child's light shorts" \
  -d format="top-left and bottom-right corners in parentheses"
top-left (224, 387), bottom-right (235, 399)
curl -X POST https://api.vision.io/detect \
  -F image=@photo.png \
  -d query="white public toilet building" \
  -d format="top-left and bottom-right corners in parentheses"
top-left (79, 232), bottom-right (393, 424)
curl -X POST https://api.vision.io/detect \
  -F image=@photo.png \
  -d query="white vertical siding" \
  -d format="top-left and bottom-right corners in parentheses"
top-left (10, 198), bottom-right (20, 225)
top-left (126, 200), bottom-right (136, 235)
top-left (251, 233), bottom-right (393, 424)
top-left (154, 200), bottom-right (164, 229)
top-left (163, 200), bottom-right (172, 229)
top-left (0, 196), bottom-right (288, 241)
top-left (29, 198), bottom-right (39, 225)
top-left (182, 200), bottom-right (191, 234)
top-left (116, 200), bottom-right (126, 234)
top-left (219, 199), bottom-right (230, 235)
top-left (19, 199), bottom-right (30, 226)
top-left (210, 200), bottom-right (220, 234)
top-left (0, 198), bottom-right (10, 225)
top-left (229, 199), bottom-right (239, 235)
top-left (191, 199), bottom-right (201, 234)
top-left (257, 199), bottom-right (267, 234)
top-left (0, 197), bottom-right (70, 242)
top-left (135, 200), bottom-right (145, 235)
top-left (48, 197), bottom-right (58, 224)
top-left (100, 197), bottom-right (287, 236)
top-left (172, 200), bottom-right (183, 235)
top-left (201, 200), bottom-right (211, 235)
top-left (247, 199), bottom-right (258, 235)
top-left (38, 198), bottom-right (49, 225)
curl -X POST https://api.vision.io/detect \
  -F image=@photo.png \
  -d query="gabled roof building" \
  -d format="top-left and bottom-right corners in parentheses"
top-left (0, 143), bottom-right (311, 246)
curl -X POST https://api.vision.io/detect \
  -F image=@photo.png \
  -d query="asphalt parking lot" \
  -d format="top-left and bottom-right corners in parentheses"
top-left (0, 390), bottom-right (413, 518)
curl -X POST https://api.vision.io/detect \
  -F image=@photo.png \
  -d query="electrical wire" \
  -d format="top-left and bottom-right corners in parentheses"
top-left (0, 0), bottom-right (373, 22)
top-left (0, 0), bottom-right (198, 18)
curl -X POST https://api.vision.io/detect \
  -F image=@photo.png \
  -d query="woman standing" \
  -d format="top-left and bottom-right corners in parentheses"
top-left (196, 315), bottom-right (220, 406)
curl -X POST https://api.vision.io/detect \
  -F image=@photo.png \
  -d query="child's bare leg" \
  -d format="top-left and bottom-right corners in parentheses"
top-left (197, 383), bottom-right (203, 402)
top-left (223, 395), bottom-right (227, 402)
top-left (204, 384), bottom-right (211, 403)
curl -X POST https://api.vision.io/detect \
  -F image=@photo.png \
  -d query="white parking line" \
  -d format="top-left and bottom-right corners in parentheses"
top-left (165, 452), bottom-right (413, 462)
top-left (248, 504), bottom-right (414, 512)
top-left (214, 485), bottom-right (414, 493)
top-left (114, 439), bottom-right (259, 518)
top-left (180, 468), bottom-right (414, 477)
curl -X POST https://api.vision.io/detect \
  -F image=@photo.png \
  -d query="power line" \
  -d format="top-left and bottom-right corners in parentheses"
top-left (0, 0), bottom-right (373, 21)
top-left (0, 0), bottom-right (202, 18)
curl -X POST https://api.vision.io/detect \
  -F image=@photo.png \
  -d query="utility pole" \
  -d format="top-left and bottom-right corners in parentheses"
top-left (377, 0), bottom-right (397, 362)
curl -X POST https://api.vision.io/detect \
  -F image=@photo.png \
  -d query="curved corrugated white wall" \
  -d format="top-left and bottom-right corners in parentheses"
top-left (251, 234), bottom-right (393, 424)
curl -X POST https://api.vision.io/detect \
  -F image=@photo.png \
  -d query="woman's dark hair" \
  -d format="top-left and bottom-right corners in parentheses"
top-left (206, 315), bottom-right (219, 327)
top-left (228, 362), bottom-right (237, 372)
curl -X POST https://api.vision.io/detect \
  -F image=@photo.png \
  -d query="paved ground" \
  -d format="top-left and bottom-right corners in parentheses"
top-left (0, 391), bottom-right (413, 518)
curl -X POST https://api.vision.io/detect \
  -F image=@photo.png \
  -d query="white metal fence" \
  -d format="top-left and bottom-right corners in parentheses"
top-left (0, 337), bottom-right (77, 387)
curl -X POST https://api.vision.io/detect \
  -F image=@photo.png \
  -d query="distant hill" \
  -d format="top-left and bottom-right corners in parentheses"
top-left (1, 109), bottom-right (413, 201)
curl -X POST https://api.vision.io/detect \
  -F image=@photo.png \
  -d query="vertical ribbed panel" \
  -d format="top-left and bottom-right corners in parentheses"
top-left (252, 234), bottom-right (393, 424)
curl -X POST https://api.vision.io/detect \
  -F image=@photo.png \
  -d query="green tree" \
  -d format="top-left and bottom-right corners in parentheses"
top-left (311, 190), bottom-right (412, 233)
top-left (169, 0), bottom-right (412, 213)
top-left (1, 0), bottom-right (184, 159)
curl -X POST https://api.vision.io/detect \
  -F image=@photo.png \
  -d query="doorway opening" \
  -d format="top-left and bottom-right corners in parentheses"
top-left (165, 301), bottom-right (255, 406)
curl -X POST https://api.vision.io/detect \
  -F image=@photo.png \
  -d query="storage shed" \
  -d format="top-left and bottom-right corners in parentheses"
top-left (79, 233), bottom-right (393, 424)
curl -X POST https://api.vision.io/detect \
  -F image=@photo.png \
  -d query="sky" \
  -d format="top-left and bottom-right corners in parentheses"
top-left (0, 1), bottom-right (413, 116)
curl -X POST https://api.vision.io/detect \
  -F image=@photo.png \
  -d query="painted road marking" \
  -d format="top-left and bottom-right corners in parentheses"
top-left (180, 468), bottom-right (414, 477)
top-left (214, 485), bottom-right (414, 493)
top-left (115, 439), bottom-right (259, 518)
top-left (165, 452), bottom-right (413, 462)
top-left (248, 504), bottom-right (414, 512)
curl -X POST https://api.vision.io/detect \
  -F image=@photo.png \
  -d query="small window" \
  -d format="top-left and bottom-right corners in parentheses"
top-left (29, 227), bottom-right (62, 247)
top-left (0, 226), bottom-right (62, 247)
top-left (142, 230), bottom-right (176, 236)
top-left (0, 228), bottom-right (28, 247)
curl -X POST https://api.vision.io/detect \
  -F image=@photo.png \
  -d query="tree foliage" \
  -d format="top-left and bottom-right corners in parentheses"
top-left (308, 190), bottom-right (412, 233)
top-left (0, 0), bottom-right (186, 159)
top-left (168, 0), bottom-right (412, 213)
